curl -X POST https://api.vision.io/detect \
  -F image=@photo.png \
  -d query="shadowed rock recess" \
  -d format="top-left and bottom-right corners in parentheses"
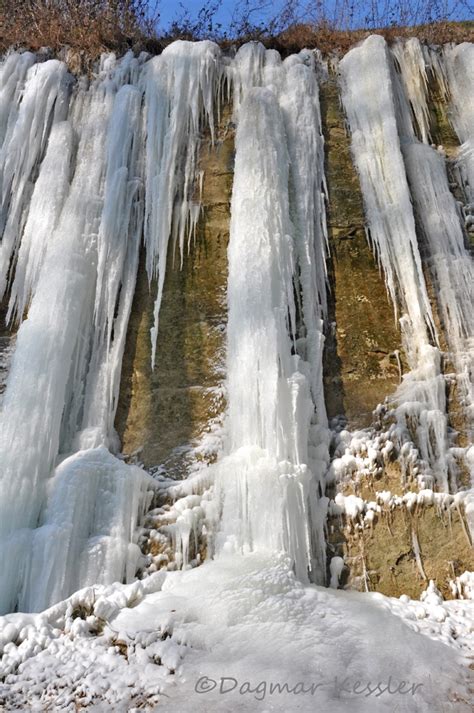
top-left (115, 64), bottom-right (472, 599)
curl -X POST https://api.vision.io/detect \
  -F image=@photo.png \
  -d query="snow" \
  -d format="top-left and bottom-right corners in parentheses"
top-left (329, 556), bottom-right (345, 588)
top-left (0, 556), bottom-right (471, 712)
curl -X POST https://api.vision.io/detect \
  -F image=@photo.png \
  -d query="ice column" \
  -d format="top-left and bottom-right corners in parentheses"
top-left (216, 49), bottom-right (330, 584)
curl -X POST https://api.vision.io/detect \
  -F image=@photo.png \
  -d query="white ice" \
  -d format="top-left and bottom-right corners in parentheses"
top-left (340, 35), bottom-right (473, 496)
top-left (213, 46), bottom-right (330, 584)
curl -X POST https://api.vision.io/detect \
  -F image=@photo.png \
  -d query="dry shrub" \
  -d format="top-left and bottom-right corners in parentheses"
top-left (273, 20), bottom-right (474, 55)
top-left (0, 0), bottom-right (160, 58)
top-left (0, 0), bottom-right (472, 61)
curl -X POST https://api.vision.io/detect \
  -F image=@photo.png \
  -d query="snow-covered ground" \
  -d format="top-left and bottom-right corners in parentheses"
top-left (0, 554), bottom-right (472, 712)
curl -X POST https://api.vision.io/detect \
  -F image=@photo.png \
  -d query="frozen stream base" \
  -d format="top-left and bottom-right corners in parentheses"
top-left (0, 554), bottom-right (472, 712)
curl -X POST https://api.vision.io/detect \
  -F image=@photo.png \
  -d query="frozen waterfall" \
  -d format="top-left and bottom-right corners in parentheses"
top-left (0, 35), bottom-right (472, 616)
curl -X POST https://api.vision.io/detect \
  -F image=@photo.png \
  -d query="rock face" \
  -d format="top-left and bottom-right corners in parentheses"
top-left (115, 107), bottom-right (234, 476)
top-left (327, 460), bottom-right (473, 599)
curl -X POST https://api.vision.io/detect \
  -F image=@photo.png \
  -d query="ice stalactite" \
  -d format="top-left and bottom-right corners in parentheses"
top-left (214, 47), bottom-right (330, 584)
top-left (0, 52), bottom-right (36, 147)
top-left (230, 41), bottom-right (267, 119)
top-left (339, 36), bottom-right (448, 493)
top-left (444, 43), bottom-right (474, 212)
top-left (393, 44), bottom-right (473, 391)
top-left (438, 45), bottom-right (474, 491)
top-left (0, 42), bottom-right (234, 614)
top-left (6, 121), bottom-right (73, 325)
top-left (142, 41), bottom-right (225, 368)
top-left (279, 53), bottom-right (329, 421)
top-left (407, 41), bottom-right (474, 239)
top-left (0, 59), bottom-right (71, 301)
top-left (339, 36), bottom-right (435, 361)
top-left (0, 54), bottom-right (145, 614)
top-left (403, 140), bottom-right (473, 423)
top-left (391, 38), bottom-right (474, 515)
top-left (340, 35), bottom-right (473, 511)
top-left (391, 38), bottom-right (432, 144)
top-left (75, 82), bottom-right (144, 452)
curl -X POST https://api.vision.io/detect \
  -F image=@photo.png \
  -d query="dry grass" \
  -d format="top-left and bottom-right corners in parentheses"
top-left (0, 0), bottom-right (472, 63)
top-left (270, 19), bottom-right (474, 55)
top-left (0, 0), bottom-right (161, 58)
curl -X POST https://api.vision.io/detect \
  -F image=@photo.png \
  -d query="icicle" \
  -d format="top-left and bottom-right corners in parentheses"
top-left (279, 54), bottom-right (329, 422)
top-left (77, 83), bottom-right (144, 451)
top-left (339, 36), bottom-right (455, 492)
top-left (444, 43), bottom-right (474, 208)
top-left (391, 38), bottom-right (431, 144)
top-left (231, 42), bottom-right (267, 120)
top-left (0, 59), bottom-right (71, 300)
top-left (0, 52), bottom-right (36, 148)
top-left (0, 53), bottom-right (151, 614)
top-left (143, 41), bottom-right (223, 368)
top-left (7, 121), bottom-right (73, 324)
top-left (404, 143), bottom-right (473, 399)
top-left (389, 39), bottom-right (473, 487)
top-left (340, 37), bottom-right (435, 365)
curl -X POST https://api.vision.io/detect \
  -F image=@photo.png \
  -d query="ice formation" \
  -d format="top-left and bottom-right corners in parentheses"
top-left (142, 41), bottom-right (225, 367)
top-left (0, 44), bottom-right (225, 614)
top-left (392, 38), bottom-right (474, 422)
top-left (339, 35), bottom-right (473, 508)
top-left (0, 33), bottom-right (473, 710)
top-left (444, 43), bottom-right (474, 212)
top-left (214, 45), bottom-right (330, 584)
